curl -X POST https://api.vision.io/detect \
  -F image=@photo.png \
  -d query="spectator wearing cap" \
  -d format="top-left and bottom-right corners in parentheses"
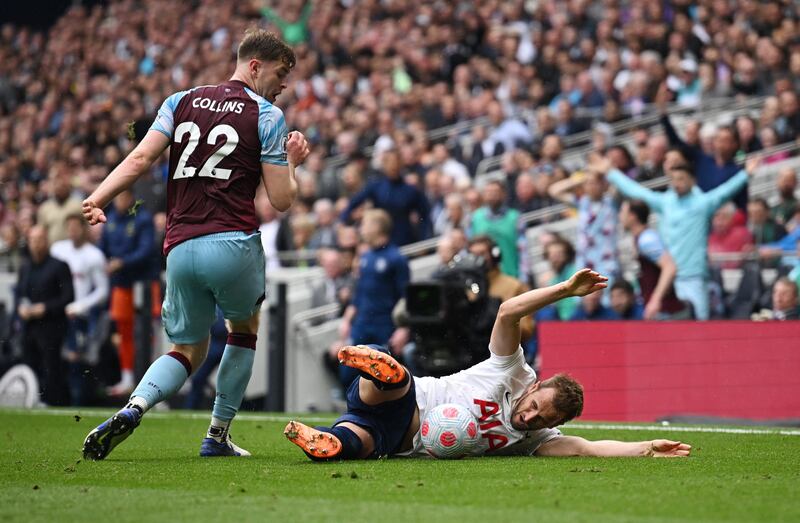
top-left (676, 59), bottom-right (702, 108)
top-left (602, 156), bottom-right (758, 321)
top-left (470, 179), bottom-right (522, 278)
top-left (340, 149), bottom-right (432, 247)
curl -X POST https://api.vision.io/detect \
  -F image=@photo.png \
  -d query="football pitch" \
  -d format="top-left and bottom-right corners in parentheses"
top-left (1, 409), bottom-right (798, 523)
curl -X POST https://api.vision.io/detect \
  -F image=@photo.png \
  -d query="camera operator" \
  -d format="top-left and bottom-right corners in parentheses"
top-left (467, 236), bottom-right (534, 344)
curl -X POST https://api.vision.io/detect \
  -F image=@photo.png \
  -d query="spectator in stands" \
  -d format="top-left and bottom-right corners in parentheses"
top-left (467, 236), bottom-right (533, 344)
top-left (50, 214), bottom-right (109, 406)
top-left (0, 223), bottom-right (26, 272)
top-left (771, 168), bottom-right (798, 227)
top-left (431, 143), bottom-right (470, 186)
top-left (602, 156), bottom-right (760, 320)
top-left (99, 189), bottom-right (155, 396)
top-left (435, 233), bottom-right (458, 267)
top-left (537, 237), bottom-right (580, 321)
top-left (513, 173), bottom-right (550, 215)
top-left (338, 210), bottom-right (409, 386)
top-left (619, 200), bottom-right (689, 320)
top-left (308, 199), bottom-right (338, 250)
top-left (36, 170), bottom-right (83, 245)
top-left (434, 192), bottom-right (469, 236)
top-left (549, 168), bottom-right (619, 286)
top-left (637, 134), bottom-right (669, 182)
top-left (658, 85), bottom-right (746, 212)
top-left (735, 116), bottom-right (763, 154)
top-left (486, 100), bottom-right (532, 153)
top-left (775, 91), bottom-right (800, 142)
top-left (708, 203), bottom-right (754, 270)
top-left (257, 194), bottom-right (288, 272)
top-left (570, 289), bottom-right (618, 321)
top-left (748, 197), bottom-right (786, 247)
top-left (341, 149), bottom-right (431, 246)
top-left (310, 248), bottom-right (354, 322)
top-left (471, 179), bottom-right (522, 278)
top-left (15, 225), bottom-right (73, 406)
top-left (609, 280), bottom-right (644, 320)
top-left (752, 278), bottom-right (799, 321)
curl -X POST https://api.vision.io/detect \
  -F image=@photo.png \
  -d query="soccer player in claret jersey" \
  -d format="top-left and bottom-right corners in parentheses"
top-left (285, 269), bottom-right (693, 460)
top-left (81, 29), bottom-right (310, 460)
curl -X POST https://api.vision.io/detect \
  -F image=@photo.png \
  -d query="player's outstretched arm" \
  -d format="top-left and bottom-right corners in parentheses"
top-left (83, 130), bottom-right (170, 225)
top-left (535, 435), bottom-right (692, 458)
top-left (489, 269), bottom-right (607, 356)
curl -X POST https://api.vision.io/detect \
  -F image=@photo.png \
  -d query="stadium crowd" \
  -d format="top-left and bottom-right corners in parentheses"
top-left (1, 0), bottom-right (800, 405)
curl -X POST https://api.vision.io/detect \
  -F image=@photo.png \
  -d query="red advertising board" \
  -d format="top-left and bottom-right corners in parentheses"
top-left (539, 321), bottom-right (800, 421)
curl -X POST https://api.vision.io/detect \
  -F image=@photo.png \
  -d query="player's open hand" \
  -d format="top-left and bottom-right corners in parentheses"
top-left (82, 199), bottom-right (106, 225)
top-left (646, 439), bottom-right (692, 458)
top-left (286, 131), bottom-right (310, 166)
top-left (745, 155), bottom-right (761, 177)
top-left (565, 268), bottom-right (608, 297)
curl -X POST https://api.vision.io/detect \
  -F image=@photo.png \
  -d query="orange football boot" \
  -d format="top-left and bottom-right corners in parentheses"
top-left (337, 345), bottom-right (406, 385)
top-left (284, 421), bottom-right (342, 459)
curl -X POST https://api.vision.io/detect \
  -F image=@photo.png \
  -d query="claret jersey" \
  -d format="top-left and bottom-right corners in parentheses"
top-left (150, 80), bottom-right (288, 254)
top-left (401, 347), bottom-right (562, 457)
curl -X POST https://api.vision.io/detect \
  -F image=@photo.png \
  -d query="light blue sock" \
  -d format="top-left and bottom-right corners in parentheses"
top-left (211, 344), bottom-right (255, 425)
top-left (129, 352), bottom-right (190, 411)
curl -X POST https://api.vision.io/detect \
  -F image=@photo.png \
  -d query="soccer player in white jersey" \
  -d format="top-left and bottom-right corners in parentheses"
top-left (285, 269), bottom-right (692, 459)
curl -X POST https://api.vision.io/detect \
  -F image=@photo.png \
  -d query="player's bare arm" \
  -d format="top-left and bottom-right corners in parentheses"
top-left (535, 435), bottom-right (692, 458)
top-left (82, 130), bottom-right (170, 225)
top-left (490, 269), bottom-right (608, 357)
top-left (261, 130), bottom-right (309, 211)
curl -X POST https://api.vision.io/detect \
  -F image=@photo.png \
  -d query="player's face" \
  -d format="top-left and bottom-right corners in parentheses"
top-left (255, 60), bottom-right (290, 103)
top-left (511, 382), bottom-right (561, 431)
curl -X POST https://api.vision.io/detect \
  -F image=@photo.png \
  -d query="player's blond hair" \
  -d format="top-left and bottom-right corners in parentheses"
top-left (540, 373), bottom-right (584, 422)
top-left (237, 29), bottom-right (296, 69)
top-left (363, 209), bottom-right (393, 237)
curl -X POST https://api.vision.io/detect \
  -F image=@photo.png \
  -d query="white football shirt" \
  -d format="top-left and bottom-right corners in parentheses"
top-left (398, 346), bottom-right (561, 457)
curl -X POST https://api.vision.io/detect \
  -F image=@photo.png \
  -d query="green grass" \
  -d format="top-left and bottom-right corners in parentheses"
top-left (1, 409), bottom-right (798, 523)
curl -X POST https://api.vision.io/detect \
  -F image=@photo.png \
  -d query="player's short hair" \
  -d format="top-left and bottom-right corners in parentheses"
top-left (669, 164), bottom-right (695, 178)
top-left (364, 208), bottom-right (392, 237)
top-left (626, 199), bottom-right (650, 225)
top-left (539, 373), bottom-right (584, 422)
top-left (237, 29), bottom-right (296, 69)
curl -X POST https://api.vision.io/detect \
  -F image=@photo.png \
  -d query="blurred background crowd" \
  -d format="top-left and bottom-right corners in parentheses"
top-left (1, 0), bottom-right (799, 407)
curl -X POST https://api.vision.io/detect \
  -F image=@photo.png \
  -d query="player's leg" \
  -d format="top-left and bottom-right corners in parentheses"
top-left (83, 239), bottom-right (216, 460)
top-left (200, 231), bottom-right (266, 457)
top-left (338, 345), bottom-right (411, 405)
top-left (200, 310), bottom-right (259, 457)
top-left (283, 420), bottom-right (374, 460)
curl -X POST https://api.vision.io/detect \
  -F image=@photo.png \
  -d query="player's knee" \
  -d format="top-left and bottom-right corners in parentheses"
top-left (226, 311), bottom-right (261, 335)
top-left (171, 340), bottom-right (209, 374)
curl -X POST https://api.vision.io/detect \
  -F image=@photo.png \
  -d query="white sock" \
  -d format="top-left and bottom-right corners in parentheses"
top-left (121, 369), bottom-right (135, 387)
top-left (207, 417), bottom-right (231, 442)
top-left (126, 395), bottom-right (150, 414)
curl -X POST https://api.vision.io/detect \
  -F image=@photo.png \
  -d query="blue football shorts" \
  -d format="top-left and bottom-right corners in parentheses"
top-left (161, 231), bottom-right (265, 344)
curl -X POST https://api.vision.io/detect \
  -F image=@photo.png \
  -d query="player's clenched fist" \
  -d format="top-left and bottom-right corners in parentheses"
top-left (82, 199), bottom-right (107, 225)
top-left (286, 131), bottom-right (310, 166)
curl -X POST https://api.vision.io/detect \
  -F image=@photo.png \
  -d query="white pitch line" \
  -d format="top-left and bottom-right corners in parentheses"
top-left (2, 408), bottom-right (799, 436)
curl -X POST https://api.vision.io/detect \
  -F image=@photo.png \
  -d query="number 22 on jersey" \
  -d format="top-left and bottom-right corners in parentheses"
top-left (173, 121), bottom-right (238, 180)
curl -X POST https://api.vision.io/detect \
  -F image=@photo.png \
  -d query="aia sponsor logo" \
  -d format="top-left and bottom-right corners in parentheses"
top-left (473, 398), bottom-right (509, 450)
